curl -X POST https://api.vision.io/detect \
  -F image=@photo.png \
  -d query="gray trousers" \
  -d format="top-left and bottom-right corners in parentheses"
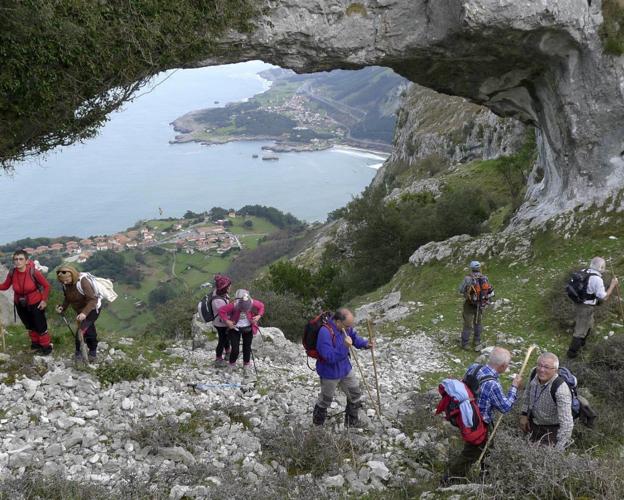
top-left (461, 301), bottom-right (482, 345)
top-left (573, 303), bottom-right (595, 339)
top-left (316, 370), bottom-right (363, 409)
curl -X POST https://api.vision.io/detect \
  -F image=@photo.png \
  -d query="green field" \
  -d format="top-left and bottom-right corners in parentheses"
top-left (95, 215), bottom-right (277, 334)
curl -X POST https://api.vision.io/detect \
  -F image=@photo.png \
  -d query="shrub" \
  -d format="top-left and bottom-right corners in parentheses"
top-left (255, 290), bottom-right (315, 341)
top-left (127, 409), bottom-right (212, 452)
top-left (482, 431), bottom-right (624, 499)
top-left (260, 427), bottom-right (363, 477)
top-left (147, 281), bottom-right (181, 307)
top-left (0, 470), bottom-right (109, 500)
top-left (95, 358), bottom-right (153, 386)
top-left (146, 291), bottom-right (200, 339)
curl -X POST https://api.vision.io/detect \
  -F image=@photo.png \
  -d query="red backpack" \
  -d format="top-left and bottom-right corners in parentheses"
top-left (302, 312), bottom-right (334, 368)
top-left (436, 367), bottom-right (493, 446)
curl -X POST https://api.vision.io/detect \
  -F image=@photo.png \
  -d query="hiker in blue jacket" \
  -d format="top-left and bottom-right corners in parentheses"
top-left (312, 308), bottom-right (373, 427)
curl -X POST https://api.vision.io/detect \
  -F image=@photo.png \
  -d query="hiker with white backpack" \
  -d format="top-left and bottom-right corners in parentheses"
top-left (0, 250), bottom-right (53, 355)
top-left (55, 265), bottom-right (117, 363)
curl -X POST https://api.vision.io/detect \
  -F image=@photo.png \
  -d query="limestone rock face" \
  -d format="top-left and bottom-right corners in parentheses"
top-left (204, 0), bottom-right (624, 222)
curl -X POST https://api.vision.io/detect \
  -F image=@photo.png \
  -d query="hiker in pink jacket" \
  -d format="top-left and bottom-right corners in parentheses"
top-left (218, 289), bottom-right (265, 370)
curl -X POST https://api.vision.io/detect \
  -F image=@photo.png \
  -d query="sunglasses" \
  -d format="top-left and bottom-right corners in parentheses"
top-left (57, 270), bottom-right (71, 275)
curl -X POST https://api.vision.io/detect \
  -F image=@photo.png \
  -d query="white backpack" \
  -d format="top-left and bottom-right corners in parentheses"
top-left (76, 272), bottom-right (118, 310)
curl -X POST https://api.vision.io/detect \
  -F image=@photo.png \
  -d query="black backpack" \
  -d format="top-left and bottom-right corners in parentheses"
top-left (565, 269), bottom-right (594, 304)
top-left (462, 364), bottom-right (496, 396)
top-left (198, 294), bottom-right (221, 323)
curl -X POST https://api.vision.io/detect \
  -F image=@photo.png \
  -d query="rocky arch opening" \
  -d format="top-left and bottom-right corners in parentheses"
top-left (2, 1), bottom-right (623, 223)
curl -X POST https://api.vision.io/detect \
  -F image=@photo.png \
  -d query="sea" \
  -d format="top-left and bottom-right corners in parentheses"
top-left (0, 61), bottom-right (385, 244)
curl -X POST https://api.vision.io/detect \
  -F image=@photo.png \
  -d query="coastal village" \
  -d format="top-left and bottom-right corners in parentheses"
top-left (19, 216), bottom-right (240, 264)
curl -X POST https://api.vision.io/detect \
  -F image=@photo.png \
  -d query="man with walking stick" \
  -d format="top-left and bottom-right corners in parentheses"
top-left (566, 256), bottom-right (619, 358)
top-left (443, 347), bottom-right (524, 483)
top-left (312, 308), bottom-right (374, 427)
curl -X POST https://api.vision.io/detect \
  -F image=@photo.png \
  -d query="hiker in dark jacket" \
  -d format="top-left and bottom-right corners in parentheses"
top-left (567, 256), bottom-right (618, 358)
top-left (458, 260), bottom-right (494, 351)
top-left (211, 274), bottom-right (231, 366)
top-left (446, 347), bottom-right (522, 480)
top-left (218, 289), bottom-right (264, 371)
top-left (312, 308), bottom-right (373, 427)
top-left (55, 265), bottom-right (100, 362)
top-left (0, 250), bottom-right (53, 354)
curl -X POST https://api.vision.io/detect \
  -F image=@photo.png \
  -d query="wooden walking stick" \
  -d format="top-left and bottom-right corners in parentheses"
top-left (344, 328), bottom-right (381, 420)
top-left (366, 319), bottom-right (382, 417)
top-left (608, 260), bottom-right (624, 324)
top-left (0, 317), bottom-right (5, 353)
top-left (474, 344), bottom-right (538, 470)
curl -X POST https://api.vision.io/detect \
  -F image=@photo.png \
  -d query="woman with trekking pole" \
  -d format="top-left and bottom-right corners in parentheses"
top-left (0, 250), bottom-right (53, 354)
top-left (55, 265), bottom-right (100, 363)
top-left (218, 289), bottom-right (264, 373)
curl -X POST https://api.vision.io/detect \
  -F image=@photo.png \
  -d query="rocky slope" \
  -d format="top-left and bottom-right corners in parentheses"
top-left (0, 324), bottom-right (451, 498)
top-left (373, 83), bottom-right (527, 200)
top-left (202, 0), bottom-right (624, 224)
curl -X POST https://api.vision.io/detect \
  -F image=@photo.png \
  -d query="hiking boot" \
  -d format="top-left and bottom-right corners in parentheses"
top-left (214, 357), bottom-right (226, 367)
top-left (88, 351), bottom-right (97, 363)
top-left (228, 362), bottom-right (237, 371)
top-left (474, 342), bottom-right (485, 352)
top-left (461, 343), bottom-right (471, 351)
top-left (567, 337), bottom-right (583, 358)
top-left (313, 404), bottom-right (327, 426)
top-left (243, 362), bottom-right (252, 371)
top-left (30, 342), bottom-right (41, 352)
top-left (345, 402), bottom-right (361, 427)
top-left (40, 345), bottom-right (53, 356)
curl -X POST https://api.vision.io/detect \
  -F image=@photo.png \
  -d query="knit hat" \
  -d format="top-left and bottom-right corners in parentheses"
top-left (214, 274), bottom-right (232, 294)
top-left (56, 265), bottom-right (79, 284)
top-left (234, 289), bottom-right (252, 312)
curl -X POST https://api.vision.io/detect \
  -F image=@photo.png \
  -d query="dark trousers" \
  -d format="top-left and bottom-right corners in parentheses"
top-left (461, 301), bottom-right (483, 346)
top-left (215, 326), bottom-right (230, 358)
top-left (447, 424), bottom-right (492, 478)
top-left (15, 302), bottom-right (51, 347)
top-left (15, 302), bottom-right (48, 333)
top-left (228, 327), bottom-right (253, 364)
top-left (529, 420), bottom-right (559, 446)
top-left (76, 310), bottom-right (99, 354)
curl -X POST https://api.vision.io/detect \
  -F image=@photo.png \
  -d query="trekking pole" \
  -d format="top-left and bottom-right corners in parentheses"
top-left (474, 343), bottom-right (538, 470)
top-left (344, 329), bottom-right (381, 421)
top-left (62, 314), bottom-right (88, 363)
top-left (608, 260), bottom-right (624, 324)
top-left (0, 317), bottom-right (5, 353)
top-left (366, 319), bottom-right (382, 417)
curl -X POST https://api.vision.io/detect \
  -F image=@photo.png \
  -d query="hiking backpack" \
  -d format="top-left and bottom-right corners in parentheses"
top-left (435, 365), bottom-right (495, 446)
top-left (197, 294), bottom-right (219, 323)
top-left (565, 269), bottom-right (594, 304)
top-left (7, 264), bottom-right (44, 294)
top-left (75, 272), bottom-right (118, 307)
top-left (529, 367), bottom-right (581, 419)
top-left (303, 311), bottom-right (333, 366)
top-left (465, 275), bottom-right (493, 306)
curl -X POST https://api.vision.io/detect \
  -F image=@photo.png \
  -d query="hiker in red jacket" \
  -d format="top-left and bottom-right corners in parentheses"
top-left (0, 250), bottom-right (53, 354)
